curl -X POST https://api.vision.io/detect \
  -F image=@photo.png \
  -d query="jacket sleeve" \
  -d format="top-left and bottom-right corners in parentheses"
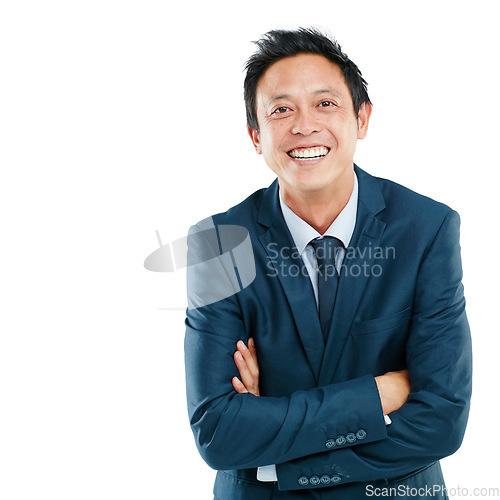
top-left (184, 222), bottom-right (388, 471)
top-left (275, 209), bottom-right (472, 491)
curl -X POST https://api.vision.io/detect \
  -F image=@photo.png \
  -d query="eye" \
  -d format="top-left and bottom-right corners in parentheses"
top-left (319, 101), bottom-right (336, 107)
top-left (272, 106), bottom-right (290, 114)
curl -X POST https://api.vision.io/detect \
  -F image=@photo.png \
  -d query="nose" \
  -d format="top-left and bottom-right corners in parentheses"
top-left (291, 108), bottom-right (321, 135)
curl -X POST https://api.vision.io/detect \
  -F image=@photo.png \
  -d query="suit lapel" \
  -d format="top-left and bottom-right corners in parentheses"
top-left (258, 180), bottom-right (324, 382)
top-left (318, 166), bottom-right (387, 385)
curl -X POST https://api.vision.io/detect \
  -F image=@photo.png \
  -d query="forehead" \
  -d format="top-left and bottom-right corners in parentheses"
top-left (256, 53), bottom-right (349, 104)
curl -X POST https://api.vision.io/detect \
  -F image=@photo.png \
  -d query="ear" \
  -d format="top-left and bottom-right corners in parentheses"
top-left (357, 101), bottom-right (372, 140)
top-left (247, 126), bottom-right (262, 154)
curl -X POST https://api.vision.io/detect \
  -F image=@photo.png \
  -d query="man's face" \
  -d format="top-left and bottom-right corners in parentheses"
top-left (249, 53), bottom-right (371, 197)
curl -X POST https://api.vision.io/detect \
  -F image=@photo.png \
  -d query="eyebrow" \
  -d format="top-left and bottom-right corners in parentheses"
top-left (266, 88), bottom-right (342, 106)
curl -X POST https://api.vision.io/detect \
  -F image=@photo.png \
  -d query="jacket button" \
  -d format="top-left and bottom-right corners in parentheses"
top-left (325, 439), bottom-right (336, 448)
top-left (310, 475), bottom-right (320, 485)
top-left (331, 474), bottom-right (342, 483)
top-left (346, 432), bottom-right (356, 443)
top-left (298, 476), bottom-right (309, 486)
top-left (356, 429), bottom-right (367, 440)
top-left (320, 474), bottom-right (331, 484)
top-left (335, 435), bottom-right (346, 446)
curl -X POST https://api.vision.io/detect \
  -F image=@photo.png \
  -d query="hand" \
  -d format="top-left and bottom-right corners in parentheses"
top-left (232, 338), bottom-right (260, 396)
top-left (375, 369), bottom-right (411, 415)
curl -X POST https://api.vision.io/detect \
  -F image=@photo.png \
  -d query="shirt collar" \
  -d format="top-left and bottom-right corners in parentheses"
top-left (279, 172), bottom-right (358, 255)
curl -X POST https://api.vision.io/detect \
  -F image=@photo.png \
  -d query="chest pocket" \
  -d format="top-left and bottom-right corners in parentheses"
top-left (345, 307), bottom-right (412, 375)
top-left (351, 306), bottom-right (412, 336)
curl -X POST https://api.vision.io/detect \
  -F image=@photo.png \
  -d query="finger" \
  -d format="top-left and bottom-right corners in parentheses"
top-left (237, 340), bottom-right (259, 379)
top-left (232, 376), bottom-right (248, 394)
top-left (248, 338), bottom-right (258, 361)
top-left (234, 350), bottom-right (256, 390)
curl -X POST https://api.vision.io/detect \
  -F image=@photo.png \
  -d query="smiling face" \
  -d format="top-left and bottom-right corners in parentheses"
top-left (248, 53), bottom-right (371, 200)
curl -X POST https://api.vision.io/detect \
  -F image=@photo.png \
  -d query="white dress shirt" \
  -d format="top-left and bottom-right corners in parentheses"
top-left (257, 173), bottom-right (390, 482)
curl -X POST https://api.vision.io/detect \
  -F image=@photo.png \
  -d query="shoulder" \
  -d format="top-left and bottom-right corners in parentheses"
top-left (366, 170), bottom-right (458, 229)
top-left (355, 166), bottom-right (462, 248)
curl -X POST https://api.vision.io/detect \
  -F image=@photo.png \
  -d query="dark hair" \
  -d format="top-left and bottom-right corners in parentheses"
top-left (244, 27), bottom-right (371, 131)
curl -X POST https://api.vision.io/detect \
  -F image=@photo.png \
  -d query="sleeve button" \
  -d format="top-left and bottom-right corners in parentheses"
top-left (356, 429), bottom-right (367, 440)
top-left (331, 474), bottom-right (342, 483)
top-left (346, 432), bottom-right (356, 443)
top-left (310, 475), bottom-right (320, 485)
top-left (298, 476), bottom-right (309, 486)
top-left (335, 435), bottom-right (346, 446)
top-left (325, 439), bottom-right (336, 448)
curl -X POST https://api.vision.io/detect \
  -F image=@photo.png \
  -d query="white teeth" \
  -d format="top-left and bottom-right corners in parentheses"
top-left (288, 146), bottom-right (329, 159)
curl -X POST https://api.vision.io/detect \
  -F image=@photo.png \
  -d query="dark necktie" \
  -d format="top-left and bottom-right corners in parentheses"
top-left (309, 237), bottom-right (343, 341)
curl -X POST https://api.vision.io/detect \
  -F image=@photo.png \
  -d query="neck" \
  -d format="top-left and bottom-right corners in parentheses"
top-left (280, 169), bottom-right (354, 235)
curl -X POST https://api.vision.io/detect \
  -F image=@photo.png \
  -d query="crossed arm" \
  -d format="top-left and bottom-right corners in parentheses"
top-left (232, 338), bottom-right (411, 415)
top-left (231, 339), bottom-right (411, 484)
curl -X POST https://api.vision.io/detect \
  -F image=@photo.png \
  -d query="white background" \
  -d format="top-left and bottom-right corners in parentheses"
top-left (1, 1), bottom-right (498, 498)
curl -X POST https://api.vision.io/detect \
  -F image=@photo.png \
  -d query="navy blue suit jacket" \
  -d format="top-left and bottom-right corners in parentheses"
top-left (184, 165), bottom-right (472, 498)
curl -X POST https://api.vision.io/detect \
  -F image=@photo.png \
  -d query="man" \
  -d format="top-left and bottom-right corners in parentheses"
top-left (184, 28), bottom-right (472, 499)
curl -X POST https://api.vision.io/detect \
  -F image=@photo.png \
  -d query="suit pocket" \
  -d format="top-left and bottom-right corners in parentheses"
top-left (351, 306), bottom-right (412, 336)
